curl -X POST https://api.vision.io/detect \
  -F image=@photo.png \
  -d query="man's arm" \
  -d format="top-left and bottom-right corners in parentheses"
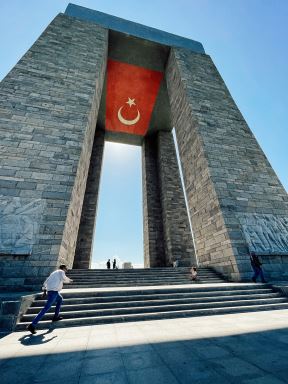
top-left (42, 277), bottom-right (48, 290)
top-left (61, 270), bottom-right (73, 283)
top-left (41, 277), bottom-right (48, 298)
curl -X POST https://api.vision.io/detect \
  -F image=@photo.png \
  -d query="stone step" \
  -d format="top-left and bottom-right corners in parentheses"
top-left (67, 269), bottom-right (216, 276)
top-left (66, 277), bottom-right (220, 282)
top-left (66, 274), bottom-right (219, 280)
top-left (3, 279), bottom-right (224, 291)
top-left (65, 281), bottom-right (226, 288)
top-left (67, 273), bottom-right (219, 278)
top-left (67, 275), bottom-right (221, 279)
top-left (31, 287), bottom-right (275, 304)
top-left (65, 278), bottom-right (225, 288)
top-left (21, 297), bottom-right (288, 322)
top-left (67, 276), bottom-right (224, 282)
top-left (17, 302), bottom-right (288, 330)
top-left (60, 284), bottom-right (273, 297)
top-left (17, 276), bottom-right (288, 330)
top-left (27, 292), bottom-right (282, 313)
top-left (66, 267), bottom-right (225, 288)
top-left (68, 267), bottom-right (199, 272)
top-left (67, 270), bottom-right (220, 277)
top-left (67, 272), bottom-right (219, 277)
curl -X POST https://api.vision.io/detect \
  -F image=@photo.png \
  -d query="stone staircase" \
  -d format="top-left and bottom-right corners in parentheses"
top-left (16, 267), bottom-right (288, 330)
top-left (66, 267), bottom-right (224, 288)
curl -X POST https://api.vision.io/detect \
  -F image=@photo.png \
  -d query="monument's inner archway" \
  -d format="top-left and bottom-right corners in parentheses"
top-left (73, 30), bottom-right (197, 269)
top-left (90, 141), bottom-right (144, 269)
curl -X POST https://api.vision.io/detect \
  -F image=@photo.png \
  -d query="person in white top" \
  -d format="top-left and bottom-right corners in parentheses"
top-left (27, 265), bottom-right (73, 334)
top-left (190, 266), bottom-right (197, 281)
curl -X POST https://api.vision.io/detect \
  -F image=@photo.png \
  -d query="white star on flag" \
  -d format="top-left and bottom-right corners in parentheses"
top-left (126, 97), bottom-right (136, 107)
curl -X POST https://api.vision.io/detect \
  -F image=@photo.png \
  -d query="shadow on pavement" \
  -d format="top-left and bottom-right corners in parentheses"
top-left (18, 328), bottom-right (57, 346)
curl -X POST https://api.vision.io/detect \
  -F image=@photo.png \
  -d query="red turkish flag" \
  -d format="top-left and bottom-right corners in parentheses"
top-left (105, 59), bottom-right (163, 136)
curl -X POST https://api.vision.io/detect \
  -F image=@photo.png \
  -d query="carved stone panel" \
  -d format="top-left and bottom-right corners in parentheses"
top-left (0, 197), bottom-right (45, 255)
top-left (238, 213), bottom-right (288, 255)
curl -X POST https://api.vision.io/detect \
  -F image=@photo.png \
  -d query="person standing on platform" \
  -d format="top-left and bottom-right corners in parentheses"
top-left (250, 252), bottom-right (267, 283)
top-left (173, 260), bottom-right (179, 268)
top-left (106, 259), bottom-right (111, 269)
top-left (190, 266), bottom-right (198, 281)
top-left (26, 264), bottom-right (73, 334)
top-left (113, 259), bottom-right (117, 269)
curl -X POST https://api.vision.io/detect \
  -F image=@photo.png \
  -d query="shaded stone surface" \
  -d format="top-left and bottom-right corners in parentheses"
top-left (157, 131), bottom-right (196, 266)
top-left (74, 129), bottom-right (105, 269)
top-left (142, 135), bottom-right (165, 267)
top-left (1, 310), bottom-right (288, 384)
top-left (0, 14), bottom-right (108, 282)
top-left (166, 48), bottom-right (288, 280)
top-left (142, 132), bottom-right (196, 267)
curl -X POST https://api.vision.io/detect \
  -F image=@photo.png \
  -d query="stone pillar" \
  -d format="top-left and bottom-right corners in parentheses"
top-left (166, 48), bottom-right (288, 280)
top-left (157, 131), bottom-right (196, 266)
top-left (73, 129), bottom-right (105, 269)
top-left (0, 14), bottom-right (108, 286)
top-left (142, 135), bottom-right (165, 267)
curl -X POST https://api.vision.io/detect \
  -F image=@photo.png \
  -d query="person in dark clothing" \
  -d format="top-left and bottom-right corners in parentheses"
top-left (250, 252), bottom-right (267, 283)
top-left (113, 259), bottom-right (117, 269)
top-left (106, 259), bottom-right (111, 269)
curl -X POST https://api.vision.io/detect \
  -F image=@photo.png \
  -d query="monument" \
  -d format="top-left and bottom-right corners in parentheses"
top-left (0, 4), bottom-right (288, 289)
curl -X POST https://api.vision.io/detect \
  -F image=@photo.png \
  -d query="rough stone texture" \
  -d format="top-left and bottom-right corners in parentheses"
top-left (0, 293), bottom-right (35, 331)
top-left (0, 197), bottom-right (45, 255)
top-left (74, 129), bottom-right (105, 269)
top-left (1, 10), bottom-right (287, 284)
top-left (166, 48), bottom-right (288, 280)
top-left (157, 131), bottom-right (196, 266)
top-left (142, 135), bottom-right (165, 267)
top-left (142, 131), bottom-right (196, 267)
top-left (0, 13), bottom-right (108, 285)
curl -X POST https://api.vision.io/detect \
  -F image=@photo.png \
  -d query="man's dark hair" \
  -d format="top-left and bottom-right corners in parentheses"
top-left (59, 264), bottom-right (67, 270)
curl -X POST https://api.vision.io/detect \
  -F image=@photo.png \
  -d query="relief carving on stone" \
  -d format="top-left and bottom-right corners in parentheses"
top-left (238, 213), bottom-right (288, 255)
top-left (0, 196), bottom-right (45, 255)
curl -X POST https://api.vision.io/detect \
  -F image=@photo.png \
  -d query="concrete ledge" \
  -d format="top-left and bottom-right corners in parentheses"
top-left (0, 292), bottom-right (37, 331)
top-left (271, 282), bottom-right (288, 298)
top-left (65, 3), bottom-right (205, 53)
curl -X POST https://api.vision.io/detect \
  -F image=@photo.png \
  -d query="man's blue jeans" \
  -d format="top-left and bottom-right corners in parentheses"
top-left (32, 291), bottom-right (63, 326)
top-left (252, 266), bottom-right (265, 282)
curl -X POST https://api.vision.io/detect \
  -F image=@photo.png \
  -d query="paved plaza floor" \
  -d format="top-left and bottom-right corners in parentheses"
top-left (0, 309), bottom-right (288, 384)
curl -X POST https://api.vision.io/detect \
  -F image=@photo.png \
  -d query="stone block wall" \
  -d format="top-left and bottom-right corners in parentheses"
top-left (142, 135), bottom-right (165, 267)
top-left (142, 131), bottom-right (196, 267)
top-left (157, 131), bottom-right (196, 266)
top-left (0, 13), bottom-right (108, 286)
top-left (74, 129), bottom-right (105, 269)
top-left (166, 48), bottom-right (288, 280)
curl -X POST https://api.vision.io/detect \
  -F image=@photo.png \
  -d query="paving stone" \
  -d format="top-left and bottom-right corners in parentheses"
top-left (1, 311), bottom-right (288, 384)
top-left (79, 371), bottom-right (128, 384)
top-left (122, 350), bottom-right (162, 371)
top-left (126, 366), bottom-right (180, 384)
top-left (213, 356), bottom-right (264, 377)
top-left (242, 375), bottom-right (287, 384)
top-left (81, 355), bottom-right (124, 376)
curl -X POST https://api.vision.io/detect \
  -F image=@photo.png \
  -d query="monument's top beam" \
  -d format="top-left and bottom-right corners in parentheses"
top-left (65, 3), bottom-right (205, 54)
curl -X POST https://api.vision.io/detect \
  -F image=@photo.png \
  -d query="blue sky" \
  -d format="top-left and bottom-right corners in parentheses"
top-left (0, 1), bottom-right (287, 267)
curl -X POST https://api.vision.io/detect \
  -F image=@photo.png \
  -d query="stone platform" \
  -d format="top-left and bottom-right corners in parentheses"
top-left (1, 309), bottom-right (288, 384)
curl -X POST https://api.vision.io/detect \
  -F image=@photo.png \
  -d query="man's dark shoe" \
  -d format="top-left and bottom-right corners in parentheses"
top-left (261, 280), bottom-right (267, 283)
top-left (52, 316), bottom-right (63, 322)
top-left (252, 277), bottom-right (256, 283)
top-left (27, 324), bottom-right (36, 334)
